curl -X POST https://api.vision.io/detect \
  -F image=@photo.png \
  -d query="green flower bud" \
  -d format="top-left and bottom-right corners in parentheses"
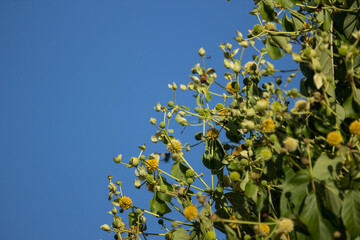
top-left (171, 153), bottom-right (181, 161)
top-left (140, 155), bottom-right (146, 161)
top-left (244, 139), bottom-right (252, 148)
top-left (252, 24), bottom-right (263, 35)
top-left (232, 61), bottom-right (241, 72)
top-left (101, 224), bottom-right (111, 231)
top-left (160, 185), bottom-right (167, 193)
top-left (168, 101), bottom-right (174, 107)
top-left (240, 158), bottom-right (248, 166)
top-left (130, 157), bottom-right (139, 167)
top-left (215, 103), bottom-right (224, 111)
top-left (338, 45), bottom-right (348, 56)
top-left (167, 112), bottom-right (172, 119)
top-left (199, 47), bottom-right (206, 56)
top-left (150, 118), bottom-right (157, 125)
top-left (185, 169), bottom-right (195, 178)
top-left (159, 122), bottom-right (166, 129)
top-left (111, 207), bottom-right (117, 214)
top-left (226, 43), bottom-right (232, 50)
top-left (180, 84), bottom-right (187, 91)
top-left (113, 154), bottom-right (122, 163)
top-left (186, 178), bottom-right (194, 185)
top-left (240, 40), bottom-right (249, 47)
top-left (261, 180), bottom-right (267, 186)
top-left (194, 107), bottom-right (200, 113)
top-left (230, 171), bottom-right (241, 181)
top-left (269, 134), bottom-right (278, 143)
top-left (138, 144), bottom-right (146, 151)
top-left (108, 175), bottom-right (113, 180)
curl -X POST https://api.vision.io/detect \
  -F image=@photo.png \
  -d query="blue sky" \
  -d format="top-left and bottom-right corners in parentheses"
top-left (0, 1), bottom-right (296, 239)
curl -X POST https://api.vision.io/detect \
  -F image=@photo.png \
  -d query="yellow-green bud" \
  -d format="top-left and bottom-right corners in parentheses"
top-left (180, 84), bottom-right (187, 91)
top-left (230, 171), bottom-right (240, 181)
top-left (226, 43), bottom-right (232, 50)
top-left (284, 43), bottom-right (292, 54)
top-left (150, 118), bottom-right (157, 125)
top-left (198, 47), bottom-right (206, 57)
top-left (113, 154), bottom-right (122, 163)
top-left (240, 40), bottom-right (249, 47)
top-left (233, 62), bottom-right (241, 72)
top-left (101, 224), bottom-right (111, 231)
top-left (159, 122), bottom-right (166, 129)
top-left (130, 157), bottom-right (139, 167)
top-left (252, 24), bottom-right (263, 35)
top-left (186, 169), bottom-right (195, 178)
top-left (111, 207), bottom-right (117, 214)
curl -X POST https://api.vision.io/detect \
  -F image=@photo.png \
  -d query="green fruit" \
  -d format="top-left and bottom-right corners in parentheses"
top-left (240, 158), bottom-right (248, 166)
top-left (252, 24), bottom-right (263, 35)
top-left (261, 180), bottom-right (267, 186)
top-left (139, 155), bottom-right (146, 161)
top-left (159, 122), bottom-right (166, 129)
top-left (194, 107), bottom-right (200, 113)
top-left (135, 208), bottom-right (142, 214)
top-left (168, 101), bottom-right (174, 107)
top-left (186, 178), bottom-right (194, 185)
top-left (160, 185), bottom-right (167, 193)
top-left (230, 171), bottom-right (241, 181)
top-left (185, 169), bottom-right (195, 178)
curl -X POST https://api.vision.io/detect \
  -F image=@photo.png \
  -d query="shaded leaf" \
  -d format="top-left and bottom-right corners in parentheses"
top-left (342, 190), bottom-right (360, 238)
top-left (299, 193), bottom-right (334, 239)
top-left (265, 38), bottom-right (281, 59)
top-left (171, 161), bottom-right (190, 182)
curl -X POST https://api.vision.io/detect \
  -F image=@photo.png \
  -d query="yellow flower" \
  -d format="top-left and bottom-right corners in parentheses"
top-left (184, 205), bottom-right (198, 220)
top-left (261, 119), bottom-right (275, 133)
top-left (206, 128), bottom-right (219, 140)
top-left (145, 158), bottom-right (159, 171)
top-left (226, 82), bottom-right (239, 94)
top-left (259, 224), bottom-right (270, 236)
top-left (277, 218), bottom-right (294, 233)
top-left (326, 131), bottom-right (342, 146)
top-left (349, 121), bottom-right (360, 135)
top-left (244, 61), bottom-right (258, 74)
top-left (119, 196), bottom-right (132, 210)
top-left (167, 139), bottom-right (182, 153)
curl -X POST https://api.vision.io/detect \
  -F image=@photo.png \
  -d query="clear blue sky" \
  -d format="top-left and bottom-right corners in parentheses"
top-left (0, 1), bottom-right (296, 239)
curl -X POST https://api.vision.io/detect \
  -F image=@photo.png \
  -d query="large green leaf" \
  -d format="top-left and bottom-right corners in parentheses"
top-left (323, 10), bottom-right (331, 31)
top-left (150, 195), bottom-right (172, 215)
top-left (312, 152), bottom-right (343, 181)
top-left (278, 0), bottom-right (296, 8)
top-left (258, 0), bottom-right (276, 21)
top-left (271, 35), bottom-right (290, 49)
top-left (202, 138), bottom-right (225, 170)
top-left (299, 193), bottom-right (334, 239)
top-left (265, 38), bottom-right (281, 59)
top-left (282, 13), bottom-right (294, 32)
top-left (173, 228), bottom-right (190, 240)
top-left (280, 170), bottom-right (311, 217)
top-left (343, 0), bottom-right (359, 41)
top-left (291, 12), bottom-right (305, 31)
top-left (342, 190), bottom-right (360, 238)
top-left (171, 161), bottom-right (190, 182)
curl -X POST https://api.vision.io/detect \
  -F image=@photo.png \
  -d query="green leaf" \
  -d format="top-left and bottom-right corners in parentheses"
top-left (196, 94), bottom-right (203, 107)
top-left (322, 182), bottom-right (342, 217)
top-left (171, 161), bottom-right (190, 182)
top-left (278, 0), bottom-right (296, 8)
top-left (343, 91), bottom-right (360, 118)
top-left (150, 195), bottom-right (172, 215)
top-left (173, 228), bottom-right (190, 240)
top-left (323, 10), bottom-right (331, 31)
top-left (312, 152), bottom-right (343, 181)
top-left (258, 0), bottom-right (276, 21)
top-left (205, 91), bottom-right (212, 101)
top-left (343, 0), bottom-right (359, 40)
top-left (342, 190), bottom-right (360, 238)
top-left (156, 175), bottom-right (173, 202)
top-left (202, 139), bottom-right (225, 170)
top-left (199, 203), bottom-right (214, 231)
top-left (291, 12), bottom-right (305, 31)
top-left (265, 38), bottom-right (281, 59)
top-left (280, 170), bottom-right (311, 217)
top-left (282, 13), bottom-right (294, 32)
top-left (270, 35), bottom-right (290, 49)
top-left (299, 193), bottom-right (334, 239)
top-left (245, 183), bottom-right (258, 198)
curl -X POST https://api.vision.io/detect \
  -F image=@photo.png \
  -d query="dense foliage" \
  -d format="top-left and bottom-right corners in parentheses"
top-left (102, 0), bottom-right (360, 239)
